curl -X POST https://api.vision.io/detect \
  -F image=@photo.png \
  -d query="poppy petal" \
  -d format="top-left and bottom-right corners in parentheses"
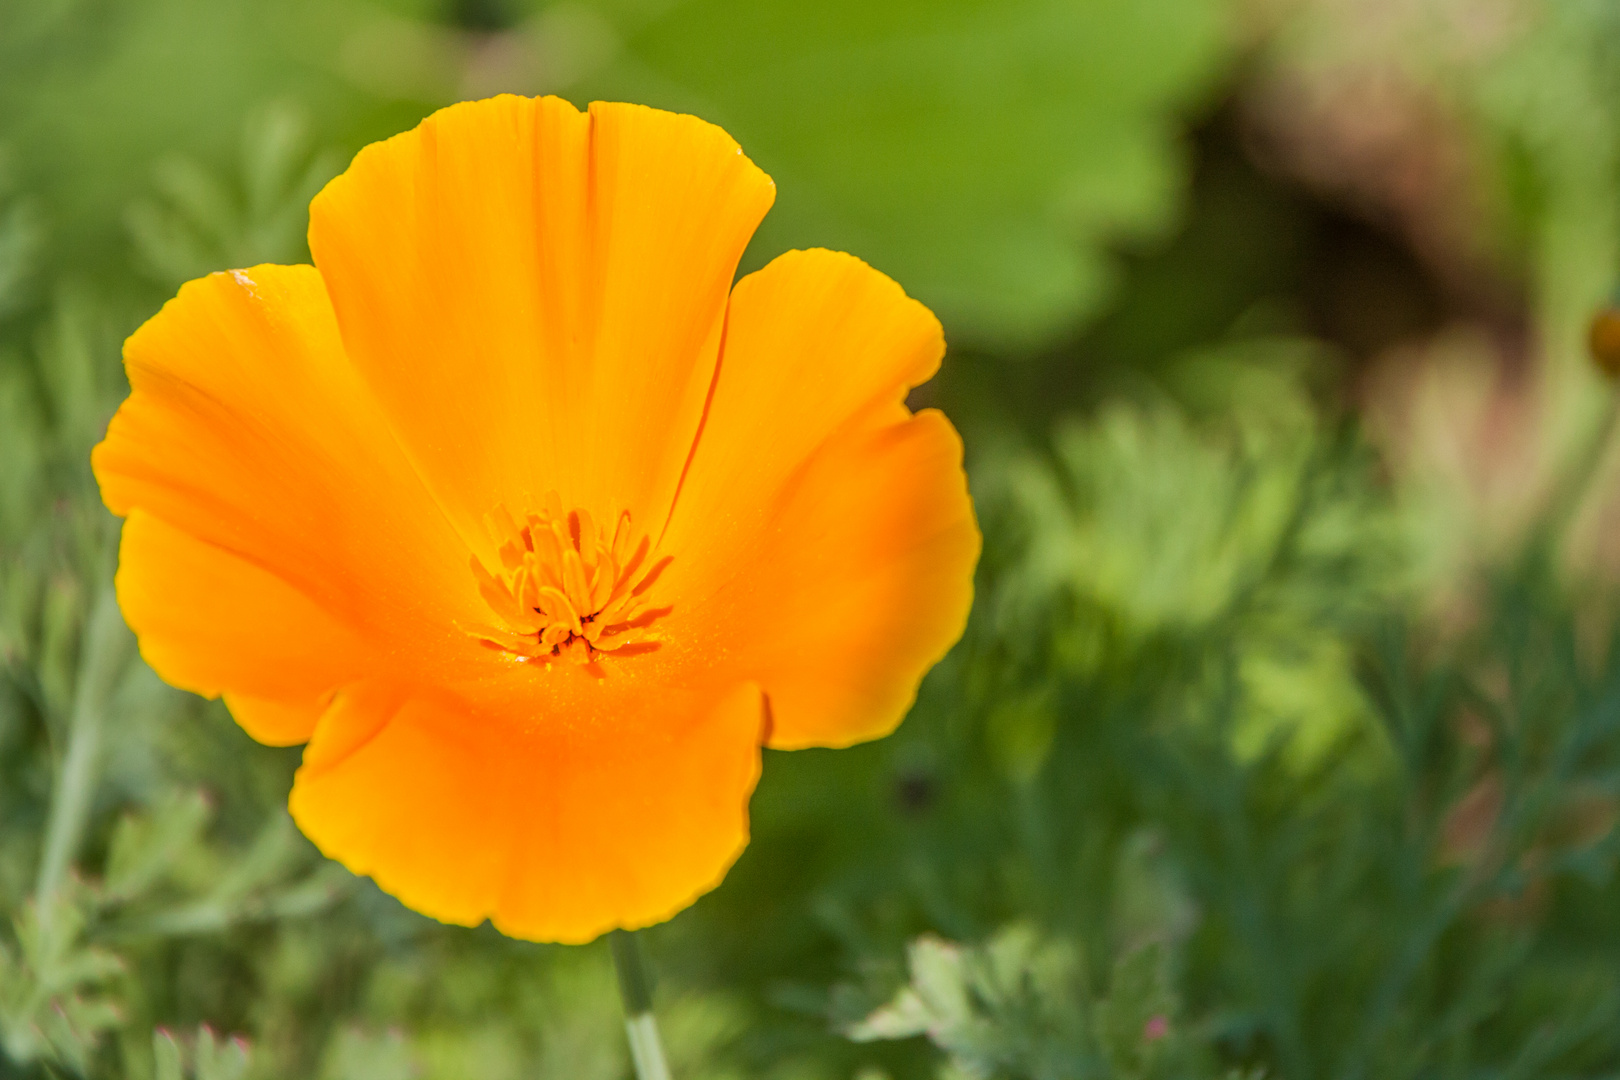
top-left (730, 411), bottom-right (977, 748)
top-left (223, 694), bottom-right (327, 748)
top-left (307, 95), bottom-right (776, 542)
top-left (288, 673), bottom-right (765, 943)
top-left (93, 265), bottom-right (489, 740)
top-left (662, 249), bottom-right (979, 748)
top-left (116, 511), bottom-right (369, 745)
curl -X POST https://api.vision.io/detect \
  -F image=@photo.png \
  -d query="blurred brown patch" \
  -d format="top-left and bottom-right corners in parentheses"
top-left (1439, 769), bottom-right (1502, 866)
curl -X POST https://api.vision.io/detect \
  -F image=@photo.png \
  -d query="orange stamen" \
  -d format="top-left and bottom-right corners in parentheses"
top-left (469, 496), bottom-right (663, 662)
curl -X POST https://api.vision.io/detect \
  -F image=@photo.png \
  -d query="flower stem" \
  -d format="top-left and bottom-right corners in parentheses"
top-left (36, 589), bottom-right (133, 923)
top-left (1531, 389), bottom-right (1620, 563)
top-left (610, 930), bottom-right (672, 1080)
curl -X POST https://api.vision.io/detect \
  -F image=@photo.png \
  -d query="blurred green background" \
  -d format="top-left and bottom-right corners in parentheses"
top-left (7, 1), bottom-right (1620, 1077)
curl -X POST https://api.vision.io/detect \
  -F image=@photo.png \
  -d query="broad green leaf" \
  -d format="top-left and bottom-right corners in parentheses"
top-left (585, 0), bottom-right (1231, 346)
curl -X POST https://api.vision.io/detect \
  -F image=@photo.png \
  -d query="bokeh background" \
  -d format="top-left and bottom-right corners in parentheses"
top-left (6, 1), bottom-right (1620, 1077)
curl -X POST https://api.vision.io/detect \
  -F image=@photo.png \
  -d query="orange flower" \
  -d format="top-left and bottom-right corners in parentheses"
top-left (92, 95), bottom-right (980, 944)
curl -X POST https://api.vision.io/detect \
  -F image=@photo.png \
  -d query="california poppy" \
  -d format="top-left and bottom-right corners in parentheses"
top-left (92, 95), bottom-right (980, 944)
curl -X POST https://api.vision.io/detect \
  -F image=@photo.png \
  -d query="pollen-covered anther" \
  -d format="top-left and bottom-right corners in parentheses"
top-left (469, 494), bottom-right (665, 662)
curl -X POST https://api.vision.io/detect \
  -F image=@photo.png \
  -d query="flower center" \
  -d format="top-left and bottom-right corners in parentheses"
top-left (468, 495), bottom-right (666, 663)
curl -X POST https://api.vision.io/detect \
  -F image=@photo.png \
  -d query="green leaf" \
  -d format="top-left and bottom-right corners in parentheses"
top-left (125, 103), bottom-right (342, 286)
top-left (586, 0), bottom-right (1231, 346)
top-left (0, 182), bottom-right (44, 321)
top-left (104, 790), bottom-right (212, 905)
top-left (153, 1027), bottom-right (252, 1080)
top-left (0, 884), bottom-right (124, 1070)
top-left (1093, 944), bottom-right (1174, 1076)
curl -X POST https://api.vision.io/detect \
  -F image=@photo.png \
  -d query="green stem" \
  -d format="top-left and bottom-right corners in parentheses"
top-left (610, 930), bottom-right (672, 1080)
top-left (1532, 389), bottom-right (1620, 562)
top-left (35, 589), bottom-right (133, 920)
